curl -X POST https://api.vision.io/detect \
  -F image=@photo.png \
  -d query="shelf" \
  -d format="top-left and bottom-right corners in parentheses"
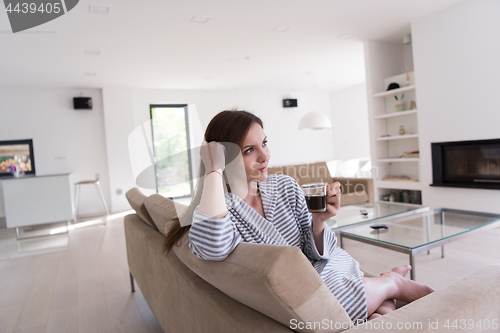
top-left (375, 134), bottom-right (418, 141)
top-left (378, 158), bottom-right (420, 163)
top-left (372, 85), bottom-right (415, 98)
top-left (374, 110), bottom-right (417, 119)
top-left (376, 180), bottom-right (422, 191)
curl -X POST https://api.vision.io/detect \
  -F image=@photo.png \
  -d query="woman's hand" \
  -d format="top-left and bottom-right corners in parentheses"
top-left (312, 182), bottom-right (341, 225)
top-left (200, 141), bottom-right (226, 176)
top-left (310, 182), bottom-right (341, 255)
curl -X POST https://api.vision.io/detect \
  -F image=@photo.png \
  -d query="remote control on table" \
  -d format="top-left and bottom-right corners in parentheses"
top-left (370, 224), bottom-right (389, 230)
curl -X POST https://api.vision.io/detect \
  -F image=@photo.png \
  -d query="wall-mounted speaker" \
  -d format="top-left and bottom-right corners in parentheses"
top-left (73, 97), bottom-right (93, 110)
top-left (283, 99), bottom-right (297, 108)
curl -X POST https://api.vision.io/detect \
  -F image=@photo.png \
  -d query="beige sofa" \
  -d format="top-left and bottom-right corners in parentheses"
top-left (124, 188), bottom-right (500, 333)
top-left (267, 162), bottom-right (374, 206)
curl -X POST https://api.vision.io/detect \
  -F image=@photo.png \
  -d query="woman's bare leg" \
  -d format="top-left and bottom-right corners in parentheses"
top-left (375, 299), bottom-right (396, 315)
top-left (363, 266), bottom-right (434, 317)
top-left (367, 313), bottom-right (382, 320)
top-left (367, 300), bottom-right (395, 320)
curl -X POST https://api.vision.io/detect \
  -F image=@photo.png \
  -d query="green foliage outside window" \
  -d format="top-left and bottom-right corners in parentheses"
top-left (151, 106), bottom-right (191, 198)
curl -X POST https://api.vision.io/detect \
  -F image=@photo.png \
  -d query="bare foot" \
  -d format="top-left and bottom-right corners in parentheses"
top-left (385, 265), bottom-right (412, 278)
top-left (382, 272), bottom-right (435, 303)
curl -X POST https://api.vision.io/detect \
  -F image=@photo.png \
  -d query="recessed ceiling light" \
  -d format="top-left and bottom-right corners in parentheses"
top-left (85, 50), bottom-right (101, 55)
top-left (89, 5), bottom-right (110, 14)
top-left (272, 26), bottom-right (288, 32)
top-left (84, 72), bottom-right (96, 76)
top-left (338, 34), bottom-right (352, 40)
top-left (228, 58), bottom-right (240, 63)
top-left (191, 16), bottom-right (210, 24)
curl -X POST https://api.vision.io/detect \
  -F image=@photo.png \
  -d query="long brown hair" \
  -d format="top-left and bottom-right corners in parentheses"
top-left (163, 110), bottom-right (263, 253)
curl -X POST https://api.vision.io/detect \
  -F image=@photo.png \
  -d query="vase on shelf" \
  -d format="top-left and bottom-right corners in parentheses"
top-left (398, 125), bottom-right (406, 135)
top-left (395, 94), bottom-right (405, 112)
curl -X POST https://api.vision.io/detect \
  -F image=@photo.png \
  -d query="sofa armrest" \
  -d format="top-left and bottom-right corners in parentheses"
top-left (125, 214), bottom-right (293, 333)
top-left (348, 265), bottom-right (500, 332)
top-left (174, 238), bottom-right (353, 332)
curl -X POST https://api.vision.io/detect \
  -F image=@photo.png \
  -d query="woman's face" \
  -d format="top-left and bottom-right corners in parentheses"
top-left (241, 122), bottom-right (270, 183)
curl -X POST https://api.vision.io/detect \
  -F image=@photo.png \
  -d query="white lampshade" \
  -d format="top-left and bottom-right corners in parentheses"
top-left (298, 111), bottom-right (332, 130)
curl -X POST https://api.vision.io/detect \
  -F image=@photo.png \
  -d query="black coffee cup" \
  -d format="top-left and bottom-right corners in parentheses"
top-left (301, 182), bottom-right (327, 213)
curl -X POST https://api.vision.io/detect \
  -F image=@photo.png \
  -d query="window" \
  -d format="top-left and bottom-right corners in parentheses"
top-left (150, 105), bottom-right (193, 198)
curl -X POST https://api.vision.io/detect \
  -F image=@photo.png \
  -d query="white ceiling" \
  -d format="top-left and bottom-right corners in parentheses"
top-left (0, 0), bottom-right (464, 91)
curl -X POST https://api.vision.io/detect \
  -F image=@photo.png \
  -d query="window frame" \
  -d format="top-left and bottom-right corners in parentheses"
top-left (149, 104), bottom-right (193, 199)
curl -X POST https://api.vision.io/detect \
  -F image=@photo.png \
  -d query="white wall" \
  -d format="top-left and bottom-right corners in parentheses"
top-left (329, 83), bottom-right (370, 160)
top-left (0, 88), bottom-right (111, 226)
top-left (103, 88), bottom-right (335, 211)
top-left (102, 88), bottom-right (143, 213)
top-left (412, 0), bottom-right (500, 213)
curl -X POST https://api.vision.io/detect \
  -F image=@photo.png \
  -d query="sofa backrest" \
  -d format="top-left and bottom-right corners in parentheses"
top-left (143, 193), bottom-right (188, 235)
top-left (125, 188), bottom-right (156, 229)
top-left (277, 162), bottom-right (331, 185)
top-left (173, 234), bottom-right (352, 332)
top-left (268, 162), bottom-right (374, 205)
top-left (125, 214), bottom-right (293, 333)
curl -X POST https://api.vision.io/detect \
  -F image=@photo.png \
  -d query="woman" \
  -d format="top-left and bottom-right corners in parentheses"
top-left (164, 110), bottom-right (434, 322)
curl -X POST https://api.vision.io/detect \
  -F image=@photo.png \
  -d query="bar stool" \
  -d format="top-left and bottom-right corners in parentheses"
top-left (73, 173), bottom-right (109, 225)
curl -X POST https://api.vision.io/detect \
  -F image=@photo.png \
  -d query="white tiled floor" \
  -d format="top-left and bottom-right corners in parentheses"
top-left (0, 214), bottom-right (163, 333)
top-left (0, 222), bottom-right (70, 261)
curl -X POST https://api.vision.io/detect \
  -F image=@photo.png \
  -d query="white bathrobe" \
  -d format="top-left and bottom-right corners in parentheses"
top-left (189, 174), bottom-right (367, 322)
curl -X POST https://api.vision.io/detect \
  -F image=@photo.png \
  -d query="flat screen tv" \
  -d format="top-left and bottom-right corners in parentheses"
top-left (0, 139), bottom-right (36, 177)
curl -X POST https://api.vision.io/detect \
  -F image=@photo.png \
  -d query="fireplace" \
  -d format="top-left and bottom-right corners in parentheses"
top-left (431, 138), bottom-right (500, 190)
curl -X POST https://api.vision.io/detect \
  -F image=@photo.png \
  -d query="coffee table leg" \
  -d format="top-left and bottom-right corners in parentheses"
top-left (440, 211), bottom-right (446, 259)
top-left (410, 254), bottom-right (415, 280)
top-left (426, 215), bottom-right (431, 255)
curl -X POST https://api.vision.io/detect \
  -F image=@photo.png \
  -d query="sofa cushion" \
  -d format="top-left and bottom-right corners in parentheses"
top-left (335, 177), bottom-right (372, 206)
top-left (298, 162), bottom-right (331, 185)
top-left (340, 191), bottom-right (369, 206)
top-left (144, 194), bottom-right (188, 235)
top-left (125, 188), bottom-right (156, 229)
top-left (125, 214), bottom-right (293, 333)
top-left (354, 265), bottom-right (500, 332)
top-left (267, 166), bottom-right (284, 175)
top-left (279, 162), bottom-right (332, 186)
top-left (174, 236), bottom-right (352, 332)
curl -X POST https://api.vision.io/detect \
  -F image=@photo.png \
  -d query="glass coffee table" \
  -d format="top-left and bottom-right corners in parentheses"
top-left (326, 202), bottom-right (429, 247)
top-left (339, 208), bottom-right (500, 280)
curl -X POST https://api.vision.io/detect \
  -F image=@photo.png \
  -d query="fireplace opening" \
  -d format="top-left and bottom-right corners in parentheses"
top-left (431, 138), bottom-right (500, 190)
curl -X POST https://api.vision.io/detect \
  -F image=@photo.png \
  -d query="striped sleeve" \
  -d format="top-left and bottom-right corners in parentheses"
top-left (188, 208), bottom-right (242, 261)
top-left (291, 178), bottom-right (337, 261)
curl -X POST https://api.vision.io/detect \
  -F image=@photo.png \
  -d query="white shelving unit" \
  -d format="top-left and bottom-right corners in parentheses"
top-left (364, 40), bottom-right (422, 204)
top-left (375, 134), bottom-right (419, 141)
top-left (372, 85), bottom-right (416, 98)
top-left (373, 110), bottom-right (417, 119)
top-left (378, 158), bottom-right (420, 163)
